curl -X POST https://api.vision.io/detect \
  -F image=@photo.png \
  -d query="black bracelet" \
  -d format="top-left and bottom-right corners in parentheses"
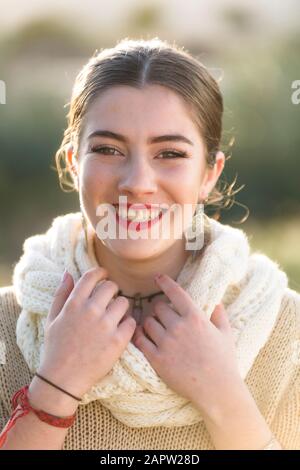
top-left (35, 373), bottom-right (82, 402)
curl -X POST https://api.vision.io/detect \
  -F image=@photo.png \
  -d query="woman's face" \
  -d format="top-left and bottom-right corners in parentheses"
top-left (69, 84), bottom-right (224, 261)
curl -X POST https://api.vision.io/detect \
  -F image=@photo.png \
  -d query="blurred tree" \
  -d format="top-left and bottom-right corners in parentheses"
top-left (220, 5), bottom-right (257, 34)
top-left (122, 3), bottom-right (163, 37)
top-left (0, 16), bottom-right (91, 60)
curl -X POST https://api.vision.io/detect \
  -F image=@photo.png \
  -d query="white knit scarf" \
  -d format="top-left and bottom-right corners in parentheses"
top-left (13, 212), bottom-right (288, 427)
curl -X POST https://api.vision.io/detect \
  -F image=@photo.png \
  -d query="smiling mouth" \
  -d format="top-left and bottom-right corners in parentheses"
top-left (114, 205), bottom-right (168, 231)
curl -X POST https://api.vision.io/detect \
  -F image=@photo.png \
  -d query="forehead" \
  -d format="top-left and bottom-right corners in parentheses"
top-left (81, 84), bottom-right (200, 141)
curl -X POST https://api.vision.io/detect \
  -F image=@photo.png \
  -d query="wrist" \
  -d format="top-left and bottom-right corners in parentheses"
top-left (37, 362), bottom-right (89, 399)
top-left (195, 379), bottom-right (273, 450)
top-left (28, 376), bottom-right (80, 417)
top-left (192, 374), bottom-right (248, 422)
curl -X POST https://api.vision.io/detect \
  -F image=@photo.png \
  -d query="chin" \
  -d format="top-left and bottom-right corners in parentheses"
top-left (105, 238), bottom-right (168, 261)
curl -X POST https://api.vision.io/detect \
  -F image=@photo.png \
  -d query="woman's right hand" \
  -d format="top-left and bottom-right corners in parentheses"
top-left (34, 267), bottom-right (136, 401)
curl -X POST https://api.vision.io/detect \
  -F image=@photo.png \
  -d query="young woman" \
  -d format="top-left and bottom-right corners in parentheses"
top-left (0, 38), bottom-right (299, 450)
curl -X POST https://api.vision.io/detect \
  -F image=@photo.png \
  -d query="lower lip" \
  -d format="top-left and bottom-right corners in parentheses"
top-left (115, 210), bottom-right (164, 231)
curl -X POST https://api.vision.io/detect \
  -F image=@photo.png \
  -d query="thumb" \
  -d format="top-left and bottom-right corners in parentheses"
top-left (48, 270), bottom-right (74, 323)
top-left (210, 303), bottom-right (230, 332)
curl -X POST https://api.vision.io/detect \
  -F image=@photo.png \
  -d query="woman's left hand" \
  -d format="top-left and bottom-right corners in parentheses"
top-left (132, 273), bottom-right (243, 415)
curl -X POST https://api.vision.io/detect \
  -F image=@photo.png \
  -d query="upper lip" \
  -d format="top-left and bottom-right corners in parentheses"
top-left (113, 203), bottom-right (167, 211)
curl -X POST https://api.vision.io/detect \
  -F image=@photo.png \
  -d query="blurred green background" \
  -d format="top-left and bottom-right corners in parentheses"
top-left (0, 0), bottom-right (299, 291)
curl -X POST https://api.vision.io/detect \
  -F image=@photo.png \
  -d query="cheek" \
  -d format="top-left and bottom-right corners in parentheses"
top-left (79, 160), bottom-right (113, 195)
top-left (163, 164), bottom-right (202, 202)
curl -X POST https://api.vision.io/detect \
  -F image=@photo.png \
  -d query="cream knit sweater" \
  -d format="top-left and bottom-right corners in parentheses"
top-left (0, 213), bottom-right (300, 448)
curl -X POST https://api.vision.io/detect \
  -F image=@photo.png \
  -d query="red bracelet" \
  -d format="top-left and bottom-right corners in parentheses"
top-left (0, 385), bottom-right (76, 448)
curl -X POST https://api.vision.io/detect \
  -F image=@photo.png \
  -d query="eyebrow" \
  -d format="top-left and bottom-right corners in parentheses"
top-left (87, 130), bottom-right (194, 146)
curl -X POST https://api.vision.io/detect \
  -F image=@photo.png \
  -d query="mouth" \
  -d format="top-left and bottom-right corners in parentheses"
top-left (113, 203), bottom-right (169, 231)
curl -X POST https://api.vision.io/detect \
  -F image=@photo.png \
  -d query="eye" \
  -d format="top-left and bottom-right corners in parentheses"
top-left (91, 145), bottom-right (122, 156)
top-left (157, 150), bottom-right (188, 159)
top-left (90, 146), bottom-right (187, 159)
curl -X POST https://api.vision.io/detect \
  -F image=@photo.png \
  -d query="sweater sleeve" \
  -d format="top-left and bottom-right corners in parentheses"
top-left (0, 286), bottom-right (33, 418)
top-left (271, 367), bottom-right (300, 449)
top-left (270, 288), bottom-right (300, 450)
top-left (0, 288), bottom-right (12, 430)
top-left (0, 399), bottom-right (10, 432)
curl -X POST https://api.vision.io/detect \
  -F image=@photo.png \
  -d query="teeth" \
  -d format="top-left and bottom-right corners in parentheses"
top-left (128, 208), bottom-right (138, 219)
top-left (117, 207), bottom-right (161, 222)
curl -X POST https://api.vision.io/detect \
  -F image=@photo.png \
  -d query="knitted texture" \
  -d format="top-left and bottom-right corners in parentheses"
top-left (11, 212), bottom-right (289, 428)
top-left (1, 286), bottom-right (300, 449)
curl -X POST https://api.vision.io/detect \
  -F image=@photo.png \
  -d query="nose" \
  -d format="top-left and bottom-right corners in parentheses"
top-left (118, 158), bottom-right (157, 197)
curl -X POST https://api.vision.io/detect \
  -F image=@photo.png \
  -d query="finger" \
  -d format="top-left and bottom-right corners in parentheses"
top-left (116, 316), bottom-right (137, 346)
top-left (90, 279), bottom-right (107, 297)
top-left (151, 300), bottom-right (178, 329)
top-left (48, 270), bottom-right (74, 322)
top-left (132, 324), bottom-right (143, 342)
top-left (142, 315), bottom-right (165, 346)
top-left (69, 267), bottom-right (108, 302)
top-left (210, 303), bottom-right (230, 331)
top-left (132, 326), bottom-right (157, 357)
top-left (90, 279), bottom-right (119, 309)
top-left (154, 274), bottom-right (195, 317)
top-left (132, 324), bottom-right (154, 345)
top-left (104, 296), bottom-right (130, 325)
top-left (119, 309), bottom-right (132, 323)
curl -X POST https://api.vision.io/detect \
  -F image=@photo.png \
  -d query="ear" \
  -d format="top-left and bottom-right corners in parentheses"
top-left (66, 145), bottom-right (79, 190)
top-left (66, 145), bottom-right (76, 171)
top-left (199, 151), bottom-right (225, 200)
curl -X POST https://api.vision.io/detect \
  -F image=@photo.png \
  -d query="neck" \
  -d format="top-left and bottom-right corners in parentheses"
top-left (91, 236), bottom-right (190, 298)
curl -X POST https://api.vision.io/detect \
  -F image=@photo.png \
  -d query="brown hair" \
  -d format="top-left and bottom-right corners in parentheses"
top-left (55, 37), bottom-right (247, 221)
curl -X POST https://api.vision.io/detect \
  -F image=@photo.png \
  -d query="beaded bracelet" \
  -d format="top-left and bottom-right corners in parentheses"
top-left (0, 385), bottom-right (76, 448)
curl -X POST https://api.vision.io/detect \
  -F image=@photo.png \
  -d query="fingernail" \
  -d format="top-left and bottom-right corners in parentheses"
top-left (154, 274), bottom-right (163, 282)
top-left (61, 269), bottom-right (68, 283)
